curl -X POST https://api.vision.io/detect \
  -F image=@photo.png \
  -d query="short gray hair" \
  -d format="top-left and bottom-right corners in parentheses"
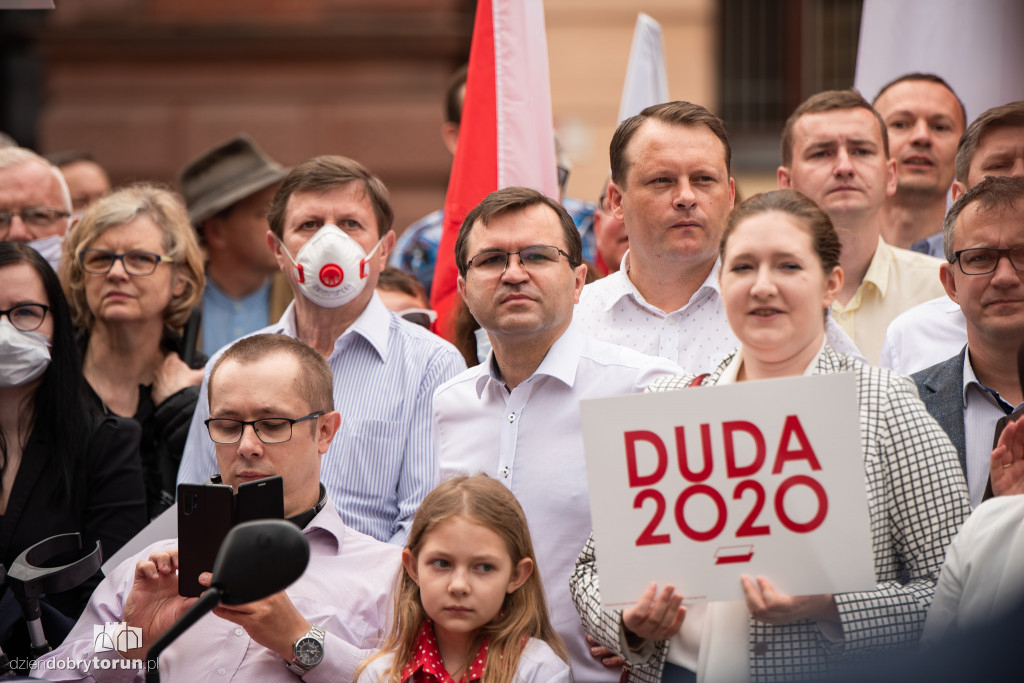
top-left (0, 146), bottom-right (72, 215)
top-left (942, 176), bottom-right (1024, 262)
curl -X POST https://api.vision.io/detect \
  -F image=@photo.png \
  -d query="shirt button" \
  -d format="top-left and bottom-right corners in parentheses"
top-left (235, 628), bottom-right (244, 636)
top-left (217, 668), bottom-right (226, 675)
top-left (501, 466), bottom-right (511, 478)
top-left (233, 303), bottom-right (243, 312)
top-left (507, 412), bottom-right (516, 422)
top-left (665, 317), bottom-right (677, 326)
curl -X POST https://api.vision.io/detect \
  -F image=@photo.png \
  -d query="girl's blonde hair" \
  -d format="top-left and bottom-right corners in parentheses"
top-left (357, 474), bottom-right (567, 683)
top-left (60, 183), bottom-right (204, 331)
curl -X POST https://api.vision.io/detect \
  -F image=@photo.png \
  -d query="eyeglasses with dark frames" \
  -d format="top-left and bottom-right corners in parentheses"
top-left (952, 247), bottom-right (1024, 275)
top-left (0, 303), bottom-right (49, 332)
top-left (0, 208), bottom-right (70, 237)
top-left (465, 245), bottom-right (572, 276)
top-left (80, 249), bottom-right (175, 276)
top-left (205, 412), bottom-right (325, 445)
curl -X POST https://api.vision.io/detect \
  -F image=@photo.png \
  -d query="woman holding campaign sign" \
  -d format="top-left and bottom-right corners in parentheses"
top-left (570, 190), bottom-right (971, 682)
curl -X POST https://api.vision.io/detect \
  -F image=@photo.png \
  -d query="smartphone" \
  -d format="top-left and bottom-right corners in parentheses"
top-left (235, 476), bottom-right (285, 523)
top-left (177, 483), bottom-right (233, 598)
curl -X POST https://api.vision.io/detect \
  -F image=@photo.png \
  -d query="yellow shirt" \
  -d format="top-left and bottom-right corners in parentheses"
top-left (832, 238), bottom-right (947, 364)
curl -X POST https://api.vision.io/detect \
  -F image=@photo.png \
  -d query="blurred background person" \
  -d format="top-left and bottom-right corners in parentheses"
top-left (177, 134), bottom-right (292, 356)
top-left (0, 147), bottom-right (73, 271)
top-left (376, 266), bottom-right (437, 330)
top-left (60, 184), bottom-right (206, 519)
top-left (591, 177), bottom-right (629, 277)
top-left (0, 242), bottom-right (145, 666)
top-left (44, 150), bottom-right (112, 218)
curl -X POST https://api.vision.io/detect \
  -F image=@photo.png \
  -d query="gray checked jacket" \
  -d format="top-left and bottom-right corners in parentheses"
top-left (570, 346), bottom-right (971, 682)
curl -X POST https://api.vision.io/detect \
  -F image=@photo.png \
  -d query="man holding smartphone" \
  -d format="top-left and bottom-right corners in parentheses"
top-left (35, 334), bottom-right (400, 681)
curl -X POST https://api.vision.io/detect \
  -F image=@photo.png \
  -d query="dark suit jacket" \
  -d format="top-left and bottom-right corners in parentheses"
top-left (913, 347), bottom-right (968, 477)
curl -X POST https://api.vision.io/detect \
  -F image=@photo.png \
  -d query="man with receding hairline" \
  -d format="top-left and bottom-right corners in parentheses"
top-left (36, 333), bottom-right (400, 682)
top-left (575, 100), bottom-right (859, 373)
top-left (872, 73), bottom-right (966, 256)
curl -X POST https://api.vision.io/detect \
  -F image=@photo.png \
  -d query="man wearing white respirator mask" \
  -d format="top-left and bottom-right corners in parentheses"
top-left (0, 147), bottom-right (74, 272)
top-left (178, 155), bottom-right (466, 544)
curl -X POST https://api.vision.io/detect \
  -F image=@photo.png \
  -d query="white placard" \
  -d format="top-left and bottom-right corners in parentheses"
top-left (580, 373), bottom-right (875, 607)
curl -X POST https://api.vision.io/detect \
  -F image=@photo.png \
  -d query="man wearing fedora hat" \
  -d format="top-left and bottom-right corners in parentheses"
top-left (178, 134), bottom-right (293, 355)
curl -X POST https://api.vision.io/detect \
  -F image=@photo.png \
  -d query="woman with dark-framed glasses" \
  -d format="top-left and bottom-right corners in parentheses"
top-left (60, 183), bottom-right (206, 519)
top-left (0, 242), bottom-right (145, 665)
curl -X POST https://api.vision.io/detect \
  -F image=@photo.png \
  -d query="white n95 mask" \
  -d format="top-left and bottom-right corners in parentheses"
top-left (275, 226), bottom-right (385, 309)
top-left (0, 319), bottom-right (52, 388)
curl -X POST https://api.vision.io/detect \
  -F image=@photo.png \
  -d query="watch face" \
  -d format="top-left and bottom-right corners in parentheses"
top-left (295, 636), bottom-right (324, 666)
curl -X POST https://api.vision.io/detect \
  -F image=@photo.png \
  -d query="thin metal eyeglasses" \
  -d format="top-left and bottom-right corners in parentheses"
top-left (80, 249), bottom-right (175, 276)
top-left (205, 412), bottom-right (325, 445)
top-left (0, 303), bottom-right (49, 332)
top-left (465, 245), bottom-right (572, 275)
top-left (0, 208), bottom-right (70, 236)
top-left (951, 247), bottom-right (1024, 275)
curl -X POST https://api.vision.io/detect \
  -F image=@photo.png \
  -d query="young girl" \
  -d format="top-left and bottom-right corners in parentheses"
top-left (356, 474), bottom-right (571, 683)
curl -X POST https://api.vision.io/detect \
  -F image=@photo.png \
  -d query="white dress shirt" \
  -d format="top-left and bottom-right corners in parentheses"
top-left (574, 252), bottom-right (862, 373)
top-left (878, 296), bottom-right (968, 375)
top-left (176, 294), bottom-right (466, 544)
top-left (434, 323), bottom-right (681, 683)
top-left (963, 353), bottom-right (1019, 508)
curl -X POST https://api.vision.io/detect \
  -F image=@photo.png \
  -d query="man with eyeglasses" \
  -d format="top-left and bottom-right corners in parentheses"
top-left (0, 147), bottom-right (73, 270)
top-left (37, 333), bottom-right (400, 681)
top-left (912, 176), bottom-right (1024, 508)
top-left (433, 186), bottom-right (680, 683)
top-left (178, 155), bottom-right (465, 546)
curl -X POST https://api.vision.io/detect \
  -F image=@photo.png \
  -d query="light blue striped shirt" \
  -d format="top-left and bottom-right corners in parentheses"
top-left (177, 293), bottom-right (466, 544)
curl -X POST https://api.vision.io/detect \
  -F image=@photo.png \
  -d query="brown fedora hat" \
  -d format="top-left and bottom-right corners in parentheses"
top-left (177, 133), bottom-right (287, 225)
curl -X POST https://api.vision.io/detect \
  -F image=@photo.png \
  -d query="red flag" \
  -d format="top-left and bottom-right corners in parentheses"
top-left (430, 0), bottom-right (558, 340)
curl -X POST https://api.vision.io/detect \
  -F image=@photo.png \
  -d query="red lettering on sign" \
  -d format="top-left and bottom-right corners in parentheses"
top-left (674, 424), bottom-right (714, 482)
top-left (674, 485), bottom-right (727, 541)
top-left (624, 431), bottom-right (667, 487)
top-left (772, 415), bottom-right (822, 474)
top-left (633, 489), bottom-right (670, 546)
top-left (733, 480), bottom-right (770, 537)
top-left (775, 475), bottom-right (829, 533)
top-left (723, 421), bottom-right (766, 478)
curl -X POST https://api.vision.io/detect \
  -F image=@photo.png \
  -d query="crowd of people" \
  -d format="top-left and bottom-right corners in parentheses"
top-left (0, 65), bottom-right (1022, 683)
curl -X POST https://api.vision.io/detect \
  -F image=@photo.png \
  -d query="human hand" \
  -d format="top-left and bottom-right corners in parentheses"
top-left (741, 576), bottom-right (838, 625)
top-left (622, 582), bottom-right (686, 642)
top-left (991, 418), bottom-right (1024, 497)
top-left (123, 549), bottom-right (197, 658)
top-left (151, 352), bottom-right (204, 407)
top-left (198, 572), bottom-right (311, 661)
top-left (586, 634), bottom-right (625, 668)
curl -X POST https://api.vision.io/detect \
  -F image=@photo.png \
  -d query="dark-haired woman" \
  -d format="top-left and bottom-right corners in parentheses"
top-left (0, 242), bottom-right (146, 661)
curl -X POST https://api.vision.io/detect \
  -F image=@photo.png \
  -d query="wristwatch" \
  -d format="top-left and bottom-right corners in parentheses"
top-left (288, 625), bottom-right (326, 676)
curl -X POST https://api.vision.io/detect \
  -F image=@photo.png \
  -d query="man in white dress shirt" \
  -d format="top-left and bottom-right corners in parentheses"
top-left (575, 101), bottom-right (859, 373)
top-left (433, 186), bottom-right (680, 683)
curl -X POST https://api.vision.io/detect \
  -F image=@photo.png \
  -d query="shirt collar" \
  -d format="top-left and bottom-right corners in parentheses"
top-left (962, 348), bottom-right (1015, 414)
top-left (401, 620), bottom-right (488, 683)
top-left (715, 339), bottom-right (826, 385)
top-left (303, 499), bottom-right (348, 554)
top-left (860, 237), bottom-right (892, 297)
top-left (604, 250), bottom-right (721, 314)
top-left (473, 323), bottom-right (583, 397)
top-left (272, 292), bottom-right (392, 363)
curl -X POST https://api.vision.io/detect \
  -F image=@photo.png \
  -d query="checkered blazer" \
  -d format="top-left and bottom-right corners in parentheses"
top-left (570, 347), bottom-right (971, 682)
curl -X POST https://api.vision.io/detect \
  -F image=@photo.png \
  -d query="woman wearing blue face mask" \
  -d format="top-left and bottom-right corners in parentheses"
top-left (0, 243), bottom-right (146, 665)
top-left (60, 184), bottom-right (206, 520)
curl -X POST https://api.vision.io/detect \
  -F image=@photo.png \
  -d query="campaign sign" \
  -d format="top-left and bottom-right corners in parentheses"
top-left (580, 372), bottom-right (875, 607)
